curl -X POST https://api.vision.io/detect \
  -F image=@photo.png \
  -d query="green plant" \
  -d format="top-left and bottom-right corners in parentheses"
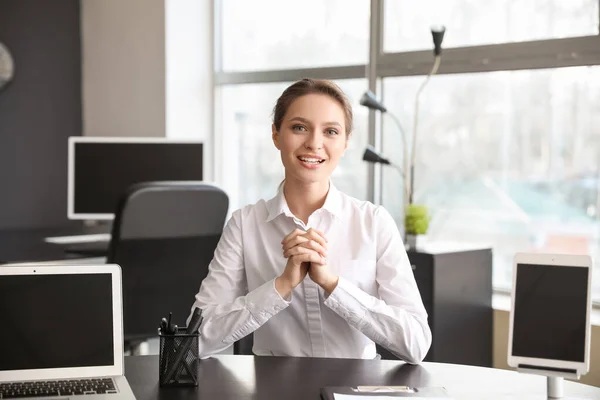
top-left (405, 204), bottom-right (431, 235)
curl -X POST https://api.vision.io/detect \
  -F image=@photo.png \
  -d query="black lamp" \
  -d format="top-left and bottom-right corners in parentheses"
top-left (360, 92), bottom-right (410, 201)
top-left (431, 25), bottom-right (446, 56)
top-left (359, 91), bottom-right (387, 113)
top-left (363, 146), bottom-right (406, 196)
top-left (363, 145), bottom-right (390, 165)
top-left (361, 25), bottom-right (446, 208)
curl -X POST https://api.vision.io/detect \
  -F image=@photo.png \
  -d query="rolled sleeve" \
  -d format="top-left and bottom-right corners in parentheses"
top-left (245, 278), bottom-right (291, 323)
top-left (192, 210), bottom-right (291, 358)
top-left (323, 277), bottom-right (369, 329)
top-left (323, 206), bottom-right (432, 364)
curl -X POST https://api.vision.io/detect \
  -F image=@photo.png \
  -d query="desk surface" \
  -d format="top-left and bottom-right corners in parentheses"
top-left (124, 355), bottom-right (600, 400)
top-left (0, 228), bottom-right (78, 264)
top-left (0, 226), bottom-right (109, 264)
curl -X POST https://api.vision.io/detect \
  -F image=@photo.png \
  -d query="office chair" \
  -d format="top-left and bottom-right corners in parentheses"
top-left (234, 333), bottom-right (254, 355)
top-left (233, 336), bottom-right (406, 358)
top-left (107, 181), bottom-right (228, 353)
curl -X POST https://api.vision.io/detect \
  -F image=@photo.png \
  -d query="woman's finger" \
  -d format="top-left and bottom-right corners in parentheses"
top-left (282, 235), bottom-right (310, 252)
top-left (281, 228), bottom-right (306, 246)
top-left (284, 245), bottom-right (324, 260)
top-left (297, 239), bottom-right (327, 258)
top-left (305, 228), bottom-right (328, 249)
top-left (307, 228), bottom-right (328, 242)
top-left (284, 245), bottom-right (311, 258)
top-left (291, 251), bottom-right (326, 265)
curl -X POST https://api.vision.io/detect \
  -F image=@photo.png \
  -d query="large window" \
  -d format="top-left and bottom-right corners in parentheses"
top-left (380, 67), bottom-right (600, 292)
top-left (221, 0), bottom-right (370, 71)
top-left (215, 0), bottom-right (600, 300)
top-left (384, 0), bottom-right (599, 52)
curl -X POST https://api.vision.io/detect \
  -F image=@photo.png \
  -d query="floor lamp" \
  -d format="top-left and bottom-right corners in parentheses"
top-left (361, 26), bottom-right (446, 237)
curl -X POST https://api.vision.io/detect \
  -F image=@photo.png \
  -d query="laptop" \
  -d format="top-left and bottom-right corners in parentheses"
top-left (0, 264), bottom-right (136, 399)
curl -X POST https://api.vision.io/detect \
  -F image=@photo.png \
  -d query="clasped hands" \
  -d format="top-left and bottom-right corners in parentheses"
top-left (274, 228), bottom-right (339, 298)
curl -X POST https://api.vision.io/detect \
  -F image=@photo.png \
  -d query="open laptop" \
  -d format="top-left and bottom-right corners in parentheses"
top-left (0, 264), bottom-right (136, 399)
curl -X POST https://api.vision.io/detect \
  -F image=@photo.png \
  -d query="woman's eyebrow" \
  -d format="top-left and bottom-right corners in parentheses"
top-left (289, 116), bottom-right (312, 125)
top-left (289, 117), bottom-right (341, 128)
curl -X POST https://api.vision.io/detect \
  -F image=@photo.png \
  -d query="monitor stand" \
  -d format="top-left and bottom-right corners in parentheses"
top-left (44, 220), bottom-right (113, 245)
top-left (547, 376), bottom-right (563, 399)
top-left (82, 219), bottom-right (113, 233)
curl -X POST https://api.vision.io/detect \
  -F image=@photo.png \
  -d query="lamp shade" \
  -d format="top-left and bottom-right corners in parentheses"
top-left (359, 91), bottom-right (387, 113)
top-left (431, 25), bottom-right (446, 56)
top-left (363, 146), bottom-right (391, 165)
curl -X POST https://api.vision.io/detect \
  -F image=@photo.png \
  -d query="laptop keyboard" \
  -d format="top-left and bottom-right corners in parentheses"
top-left (0, 378), bottom-right (117, 398)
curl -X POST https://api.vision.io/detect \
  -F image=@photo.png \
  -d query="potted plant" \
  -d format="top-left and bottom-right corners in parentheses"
top-left (404, 204), bottom-right (431, 249)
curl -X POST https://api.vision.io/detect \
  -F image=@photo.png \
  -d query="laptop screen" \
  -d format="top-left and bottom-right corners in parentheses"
top-left (512, 263), bottom-right (588, 362)
top-left (0, 273), bottom-right (115, 371)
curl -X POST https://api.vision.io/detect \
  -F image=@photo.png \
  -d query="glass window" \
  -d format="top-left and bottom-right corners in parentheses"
top-left (220, 79), bottom-right (369, 212)
top-left (384, 0), bottom-right (599, 53)
top-left (220, 0), bottom-right (370, 71)
top-left (380, 66), bottom-right (600, 299)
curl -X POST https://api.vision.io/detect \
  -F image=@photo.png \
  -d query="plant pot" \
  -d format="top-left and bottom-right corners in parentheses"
top-left (405, 233), bottom-right (427, 250)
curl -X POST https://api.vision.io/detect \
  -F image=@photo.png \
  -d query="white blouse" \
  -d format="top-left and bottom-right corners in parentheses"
top-left (189, 184), bottom-right (432, 363)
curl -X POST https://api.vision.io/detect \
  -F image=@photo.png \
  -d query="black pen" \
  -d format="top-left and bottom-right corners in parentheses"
top-left (186, 307), bottom-right (203, 334)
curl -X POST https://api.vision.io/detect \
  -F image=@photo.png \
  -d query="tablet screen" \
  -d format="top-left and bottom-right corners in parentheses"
top-left (512, 263), bottom-right (588, 362)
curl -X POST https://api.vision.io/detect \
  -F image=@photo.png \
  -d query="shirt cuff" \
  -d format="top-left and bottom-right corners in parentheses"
top-left (272, 278), bottom-right (293, 303)
top-left (245, 278), bottom-right (290, 325)
top-left (323, 276), bottom-right (371, 329)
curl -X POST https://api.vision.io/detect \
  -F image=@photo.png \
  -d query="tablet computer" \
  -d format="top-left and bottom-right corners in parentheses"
top-left (507, 253), bottom-right (592, 378)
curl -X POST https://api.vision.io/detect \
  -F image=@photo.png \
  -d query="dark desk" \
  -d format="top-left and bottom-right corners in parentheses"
top-left (0, 226), bottom-right (109, 264)
top-left (124, 355), bottom-right (600, 399)
top-left (0, 228), bottom-right (81, 264)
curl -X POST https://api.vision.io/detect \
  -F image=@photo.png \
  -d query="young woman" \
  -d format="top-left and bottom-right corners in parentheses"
top-left (189, 78), bottom-right (431, 363)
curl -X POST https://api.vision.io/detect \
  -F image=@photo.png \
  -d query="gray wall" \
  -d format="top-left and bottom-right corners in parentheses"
top-left (81, 0), bottom-right (166, 138)
top-left (0, 0), bottom-right (81, 230)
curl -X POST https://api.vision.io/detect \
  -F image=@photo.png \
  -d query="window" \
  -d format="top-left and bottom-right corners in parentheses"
top-left (220, 79), bottom-right (369, 210)
top-left (384, 0), bottom-right (599, 52)
top-left (215, 0), bottom-right (600, 300)
top-left (221, 0), bottom-right (370, 71)
top-left (381, 66), bottom-right (600, 295)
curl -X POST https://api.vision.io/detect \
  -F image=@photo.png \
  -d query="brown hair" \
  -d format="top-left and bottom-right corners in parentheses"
top-left (272, 78), bottom-right (353, 137)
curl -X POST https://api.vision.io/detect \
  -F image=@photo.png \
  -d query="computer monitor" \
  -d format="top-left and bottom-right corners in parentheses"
top-left (68, 137), bottom-right (203, 220)
top-left (508, 253), bottom-right (592, 381)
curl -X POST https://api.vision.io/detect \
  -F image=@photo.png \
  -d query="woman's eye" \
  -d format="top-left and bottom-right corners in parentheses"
top-left (292, 125), bottom-right (307, 132)
top-left (326, 129), bottom-right (339, 136)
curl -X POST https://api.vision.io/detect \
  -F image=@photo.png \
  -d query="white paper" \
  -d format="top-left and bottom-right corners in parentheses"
top-left (334, 394), bottom-right (449, 400)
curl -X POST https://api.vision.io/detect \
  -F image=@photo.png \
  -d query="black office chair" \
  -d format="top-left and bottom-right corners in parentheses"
top-left (233, 336), bottom-right (401, 358)
top-left (107, 181), bottom-right (228, 352)
top-left (234, 333), bottom-right (254, 355)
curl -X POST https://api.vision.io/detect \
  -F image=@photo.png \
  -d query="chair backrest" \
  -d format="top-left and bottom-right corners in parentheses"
top-left (234, 334), bottom-right (254, 355)
top-left (107, 181), bottom-right (228, 340)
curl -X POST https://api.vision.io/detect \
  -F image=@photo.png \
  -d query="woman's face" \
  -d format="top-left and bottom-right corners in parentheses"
top-left (272, 93), bottom-right (348, 185)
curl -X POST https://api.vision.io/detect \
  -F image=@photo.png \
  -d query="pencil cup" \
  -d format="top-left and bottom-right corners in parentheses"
top-left (158, 327), bottom-right (199, 387)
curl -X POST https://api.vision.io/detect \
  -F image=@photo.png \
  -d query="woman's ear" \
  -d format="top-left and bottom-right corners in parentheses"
top-left (272, 124), bottom-right (281, 150)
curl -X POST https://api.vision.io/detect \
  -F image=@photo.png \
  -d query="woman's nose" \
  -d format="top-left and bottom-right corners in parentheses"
top-left (304, 132), bottom-right (323, 150)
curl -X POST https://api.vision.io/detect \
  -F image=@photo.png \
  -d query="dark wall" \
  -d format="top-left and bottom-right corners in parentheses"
top-left (0, 0), bottom-right (81, 230)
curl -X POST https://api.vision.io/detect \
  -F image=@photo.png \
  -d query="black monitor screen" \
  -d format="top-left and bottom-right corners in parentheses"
top-left (73, 142), bottom-right (203, 215)
top-left (0, 273), bottom-right (114, 371)
top-left (512, 263), bottom-right (588, 362)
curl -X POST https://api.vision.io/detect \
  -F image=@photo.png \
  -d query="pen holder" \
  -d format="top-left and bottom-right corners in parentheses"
top-left (158, 327), bottom-right (199, 387)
